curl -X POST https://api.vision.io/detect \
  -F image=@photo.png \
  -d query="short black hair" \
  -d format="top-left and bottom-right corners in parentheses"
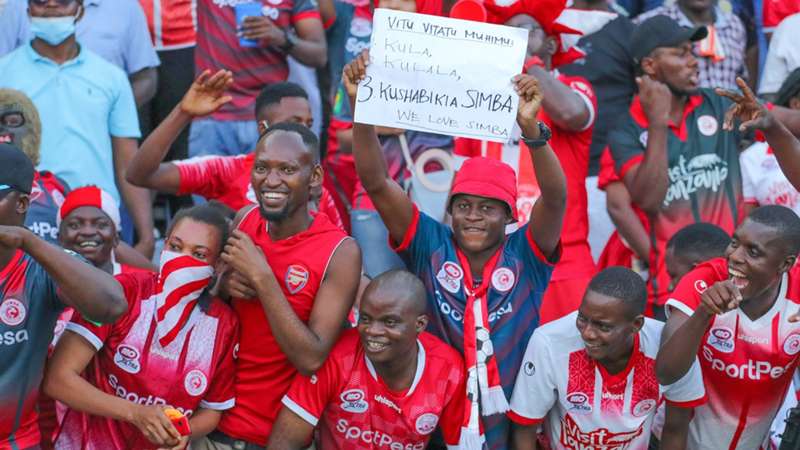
top-left (586, 267), bottom-right (647, 316)
top-left (746, 205), bottom-right (800, 256)
top-left (254, 82), bottom-right (308, 115)
top-left (776, 68), bottom-right (800, 107)
top-left (166, 203), bottom-right (231, 255)
top-left (365, 269), bottom-right (427, 315)
top-left (260, 122), bottom-right (320, 162)
top-left (667, 222), bottom-right (730, 262)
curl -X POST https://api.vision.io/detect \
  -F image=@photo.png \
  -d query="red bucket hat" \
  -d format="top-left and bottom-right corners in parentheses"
top-left (450, 157), bottom-right (517, 214)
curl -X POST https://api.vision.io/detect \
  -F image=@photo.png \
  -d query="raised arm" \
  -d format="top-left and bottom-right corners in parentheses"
top-left (343, 50), bottom-right (416, 245)
top-left (113, 136), bottom-right (155, 258)
top-left (623, 76), bottom-right (672, 215)
top-left (717, 77), bottom-right (800, 191)
top-left (127, 70), bottom-right (234, 194)
top-left (527, 66), bottom-right (591, 132)
top-left (0, 226), bottom-right (126, 323)
top-left (515, 75), bottom-right (567, 259)
top-left (221, 231), bottom-right (361, 375)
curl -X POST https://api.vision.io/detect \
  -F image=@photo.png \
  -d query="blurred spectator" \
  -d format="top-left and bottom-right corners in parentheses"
top-left (762, 0), bottom-right (800, 33)
top-left (191, 0), bottom-right (327, 159)
top-left (0, 0), bottom-right (28, 56)
top-left (636, 0), bottom-right (748, 91)
top-left (0, 0), bottom-right (155, 258)
top-left (758, 12), bottom-right (800, 98)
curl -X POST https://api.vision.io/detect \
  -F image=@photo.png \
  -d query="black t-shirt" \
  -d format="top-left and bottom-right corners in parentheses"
top-left (561, 15), bottom-right (636, 175)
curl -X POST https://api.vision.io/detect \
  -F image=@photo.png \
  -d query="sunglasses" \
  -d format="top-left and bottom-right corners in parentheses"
top-left (29, 0), bottom-right (77, 6)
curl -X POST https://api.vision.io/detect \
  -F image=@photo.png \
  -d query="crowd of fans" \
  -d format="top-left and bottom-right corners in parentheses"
top-left (2, 0), bottom-right (800, 448)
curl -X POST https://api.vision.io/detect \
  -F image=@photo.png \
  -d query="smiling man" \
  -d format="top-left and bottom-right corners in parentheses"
top-left (656, 205), bottom-right (800, 449)
top-left (509, 267), bottom-right (706, 450)
top-left (267, 270), bottom-right (468, 450)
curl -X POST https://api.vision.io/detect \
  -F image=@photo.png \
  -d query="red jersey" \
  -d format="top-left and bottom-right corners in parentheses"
top-left (218, 207), bottom-right (350, 444)
top-left (56, 272), bottom-right (238, 450)
top-left (282, 329), bottom-right (467, 449)
top-left (139, 0), bottom-right (197, 50)
top-left (175, 153), bottom-right (344, 229)
top-left (666, 258), bottom-right (800, 449)
top-left (453, 72), bottom-right (597, 282)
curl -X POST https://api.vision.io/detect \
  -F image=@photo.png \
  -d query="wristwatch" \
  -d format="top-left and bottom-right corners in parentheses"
top-left (521, 121), bottom-right (552, 148)
top-left (279, 28), bottom-right (298, 53)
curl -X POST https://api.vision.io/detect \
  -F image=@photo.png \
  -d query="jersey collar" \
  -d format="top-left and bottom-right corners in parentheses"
top-left (737, 271), bottom-right (788, 329)
top-left (595, 333), bottom-right (641, 385)
top-left (365, 339), bottom-right (426, 397)
top-left (629, 94), bottom-right (703, 142)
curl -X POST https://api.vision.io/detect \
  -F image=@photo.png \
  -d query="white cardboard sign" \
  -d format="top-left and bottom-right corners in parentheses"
top-left (353, 8), bottom-right (528, 143)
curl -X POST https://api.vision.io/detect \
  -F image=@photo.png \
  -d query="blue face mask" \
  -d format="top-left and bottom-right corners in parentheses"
top-left (29, 16), bottom-right (76, 46)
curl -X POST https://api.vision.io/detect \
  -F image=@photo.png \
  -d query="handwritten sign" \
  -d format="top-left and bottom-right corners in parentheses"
top-left (353, 9), bottom-right (528, 143)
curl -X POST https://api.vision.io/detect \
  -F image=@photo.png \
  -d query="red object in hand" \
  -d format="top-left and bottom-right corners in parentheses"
top-left (164, 408), bottom-right (191, 436)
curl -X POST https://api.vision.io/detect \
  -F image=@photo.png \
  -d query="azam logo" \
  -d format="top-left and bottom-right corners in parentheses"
top-left (184, 369), bottom-right (208, 397)
top-left (0, 298), bottom-right (25, 326)
top-left (113, 344), bottom-right (142, 374)
top-left (285, 264), bottom-right (309, 294)
top-left (707, 327), bottom-right (735, 353)
top-left (566, 392), bottom-right (592, 414)
top-left (340, 389), bottom-right (368, 413)
top-left (436, 261), bottom-right (463, 294)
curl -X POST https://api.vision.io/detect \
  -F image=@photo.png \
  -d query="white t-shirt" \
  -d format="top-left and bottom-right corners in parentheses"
top-left (740, 141), bottom-right (800, 215)
top-left (509, 311), bottom-right (706, 450)
top-left (758, 13), bottom-right (800, 95)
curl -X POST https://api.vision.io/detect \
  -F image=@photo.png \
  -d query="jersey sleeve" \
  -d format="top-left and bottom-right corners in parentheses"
top-left (121, 0), bottom-right (160, 74)
top-left (608, 118), bottom-right (645, 181)
top-left (739, 145), bottom-right (760, 204)
top-left (439, 353), bottom-right (468, 448)
top-left (281, 352), bottom-right (342, 426)
top-left (508, 330), bottom-right (557, 425)
top-left (292, 0), bottom-right (322, 23)
top-left (563, 76), bottom-right (597, 132)
top-left (506, 225), bottom-right (559, 289)
top-left (174, 155), bottom-right (243, 200)
top-left (597, 146), bottom-right (621, 191)
top-left (64, 272), bottom-right (140, 350)
top-left (108, 69), bottom-right (142, 139)
top-left (391, 205), bottom-right (453, 270)
top-left (663, 356), bottom-right (707, 408)
top-left (200, 308), bottom-right (239, 411)
top-left (665, 260), bottom-right (726, 318)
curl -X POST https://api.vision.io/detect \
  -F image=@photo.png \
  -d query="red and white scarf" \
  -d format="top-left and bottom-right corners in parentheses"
top-left (154, 251), bottom-right (214, 347)
top-left (457, 249), bottom-right (509, 450)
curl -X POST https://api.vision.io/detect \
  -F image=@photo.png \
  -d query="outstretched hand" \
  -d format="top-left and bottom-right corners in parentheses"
top-left (716, 77), bottom-right (775, 132)
top-left (179, 70), bottom-right (234, 117)
top-left (514, 74), bottom-right (544, 138)
top-left (342, 50), bottom-right (370, 102)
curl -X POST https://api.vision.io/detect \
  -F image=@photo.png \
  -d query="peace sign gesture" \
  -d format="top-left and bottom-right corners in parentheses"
top-left (715, 77), bottom-right (775, 132)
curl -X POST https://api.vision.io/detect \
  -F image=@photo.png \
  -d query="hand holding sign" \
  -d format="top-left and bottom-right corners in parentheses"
top-left (342, 50), bottom-right (370, 103)
top-left (514, 74), bottom-right (544, 138)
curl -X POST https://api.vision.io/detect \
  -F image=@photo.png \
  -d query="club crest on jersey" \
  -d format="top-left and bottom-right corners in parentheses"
top-left (632, 399), bottom-right (657, 417)
top-left (285, 264), bottom-right (309, 294)
top-left (184, 369), bottom-right (208, 397)
top-left (0, 298), bottom-right (26, 326)
top-left (113, 344), bottom-right (142, 374)
top-left (707, 327), bottom-right (735, 353)
top-left (697, 115), bottom-right (718, 136)
top-left (436, 261), bottom-right (463, 294)
top-left (491, 267), bottom-right (515, 292)
top-left (784, 334), bottom-right (800, 356)
top-left (340, 389), bottom-right (368, 413)
top-left (415, 413), bottom-right (439, 435)
top-left (566, 392), bottom-right (592, 414)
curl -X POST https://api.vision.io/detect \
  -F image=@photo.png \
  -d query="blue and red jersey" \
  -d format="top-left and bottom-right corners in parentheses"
top-left (1, 250), bottom-right (65, 450)
top-left (393, 206), bottom-right (557, 450)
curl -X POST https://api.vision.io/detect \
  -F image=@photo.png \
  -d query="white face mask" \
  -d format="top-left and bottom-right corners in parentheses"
top-left (29, 16), bottom-right (76, 46)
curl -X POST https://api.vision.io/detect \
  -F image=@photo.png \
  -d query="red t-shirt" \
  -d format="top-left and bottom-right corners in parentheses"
top-left (218, 208), bottom-right (350, 444)
top-left (763, 0), bottom-right (800, 31)
top-left (56, 272), bottom-right (238, 450)
top-left (666, 258), bottom-right (800, 450)
top-left (175, 153), bottom-right (344, 229)
top-left (453, 73), bottom-right (597, 282)
top-left (282, 329), bottom-right (467, 449)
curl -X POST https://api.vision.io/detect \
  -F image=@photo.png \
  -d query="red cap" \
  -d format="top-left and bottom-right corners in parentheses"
top-left (57, 186), bottom-right (121, 231)
top-left (450, 157), bottom-right (517, 213)
top-left (450, 0), bottom-right (488, 22)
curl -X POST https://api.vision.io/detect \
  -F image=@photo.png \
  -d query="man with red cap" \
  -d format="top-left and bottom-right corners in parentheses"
top-left (343, 52), bottom-right (567, 450)
top-left (456, 0), bottom-right (598, 324)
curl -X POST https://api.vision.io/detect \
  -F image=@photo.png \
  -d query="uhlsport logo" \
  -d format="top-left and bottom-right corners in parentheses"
top-left (784, 334), bottom-right (800, 356)
top-left (285, 264), bottom-right (309, 294)
top-left (491, 267), bottom-right (515, 292)
top-left (632, 399), bottom-right (657, 417)
top-left (184, 369), bottom-right (208, 397)
top-left (114, 344), bottom-right (142, 374)
top-left (524, 360), bottom-right (536, 376)
top-left (566, 392), bottom-right (592, 414)
top-left (415, 413), bottom-right (439, 435)
top-left (436, 261), bottom-right (463, 294)
top-left (707, 327), bottom-right (735, 353)
top-left (340, 389), bottom-right (369, 413)
top-left (0, 298), bottom-right (26, 326)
